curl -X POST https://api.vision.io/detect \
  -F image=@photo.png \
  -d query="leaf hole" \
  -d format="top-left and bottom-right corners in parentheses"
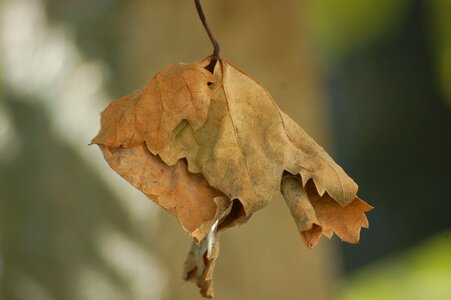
top-left (205, 58), bottom-right (217, 74)
top-left (218, 199), bottom-right (246, 230)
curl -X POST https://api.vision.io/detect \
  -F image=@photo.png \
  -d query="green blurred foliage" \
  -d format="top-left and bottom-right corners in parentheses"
top-left (338, 232), bottom-right (451, 300)
top-left (310, 0), bottom-right (451, 107)
top-left (309, 0), bottom-right (410, 61)
top-left (309, 0), bottom-right (451, 272)
top-left (429, 0), bottom-right (451, 107)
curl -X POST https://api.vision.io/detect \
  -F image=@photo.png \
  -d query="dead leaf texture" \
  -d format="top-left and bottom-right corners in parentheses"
top-left (91, 56), bottom-right (372, 297)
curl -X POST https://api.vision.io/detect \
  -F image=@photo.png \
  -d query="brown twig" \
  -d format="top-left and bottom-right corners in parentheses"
top-left (194, 0), bottom-right (220, 58)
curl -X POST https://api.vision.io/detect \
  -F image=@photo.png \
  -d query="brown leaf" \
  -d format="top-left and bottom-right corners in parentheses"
top-left (93, 57), bottom-right (359, 212)
top-left (281, 174), bottom-right (373, 247)
top-left (91, 56), bottom-right (372, 297)
top-left (93, 59), bottom-right (215, 152)
top-left (98, 143), bottom-right (227, 242)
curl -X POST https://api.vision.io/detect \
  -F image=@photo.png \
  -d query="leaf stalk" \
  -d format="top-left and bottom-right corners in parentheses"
top-left (194, 0), bottom-right (220, 58)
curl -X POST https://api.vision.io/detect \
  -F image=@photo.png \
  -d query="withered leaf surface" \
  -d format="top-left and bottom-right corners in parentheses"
top-left (91, 56), bottom-right (372, 297)
top-left (99, 143), bottom-right (227, 242)
top-left (281, 174), bottom-right (372, 248)
top-left (93, 60), bottom-right (215, 152)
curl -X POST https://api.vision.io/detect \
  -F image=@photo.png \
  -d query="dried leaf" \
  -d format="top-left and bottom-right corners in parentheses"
top-left (91, 56), bottom-right (372, 297)
top-left (93, 57), bottom-right (359, 211)
top-left (93, 60), bottom-right (215, 152)
top-left (281, 174), bottom-right (372, 248)
top-left (98, 143), bottom-right (226, 242)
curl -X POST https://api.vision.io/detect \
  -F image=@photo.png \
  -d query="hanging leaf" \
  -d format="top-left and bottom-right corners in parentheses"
top-left (91, 56), bottom-right (372, 297)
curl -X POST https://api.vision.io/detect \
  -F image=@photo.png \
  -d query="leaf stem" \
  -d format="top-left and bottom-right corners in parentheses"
top-left (194, 0), bottom-right (220, 58)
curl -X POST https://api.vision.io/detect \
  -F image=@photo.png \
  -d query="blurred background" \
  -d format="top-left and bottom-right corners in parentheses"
top-left (0, 0), bottom-right (450, 299)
